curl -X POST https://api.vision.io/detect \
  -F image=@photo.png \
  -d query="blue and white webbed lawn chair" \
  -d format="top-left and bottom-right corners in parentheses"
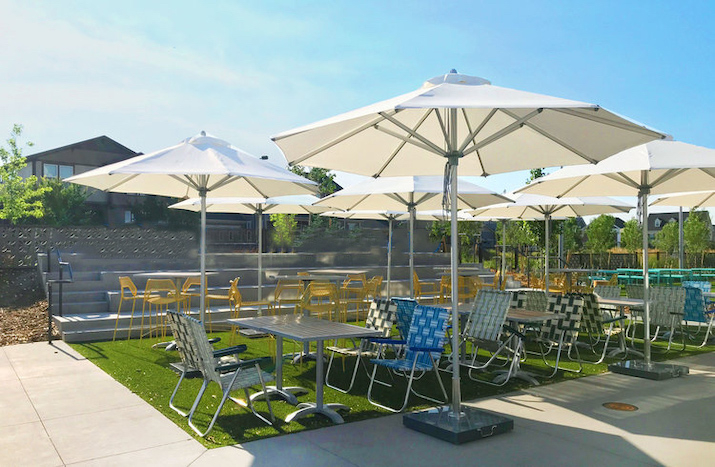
top-left (366, 304), bottom-right (450, 413)
top-left (325, 298), bottom-right (396, 393)
top-left (682, 282), bottom-right (715, 348)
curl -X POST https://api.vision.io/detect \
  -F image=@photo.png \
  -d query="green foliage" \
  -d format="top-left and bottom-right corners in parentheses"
top-left (0, 125), bottom-right (50, 223)
top-left (290, 165), bottom-right (338, 198)
top-left (428, 220), bottom-right (483, 260)
top-left (560, 218), bottom-right (583, 252)
top-left (621, 219), bottom-right (642, 253)
top-left (269, 213), bottom-right (297, 251)
top-left (653, 220), bottom-right (679, 255)
top-left (33, 177), bottom-right (103, 226)
top-left (684, 210), bottom-right (711, 265)
top-left (586, 215), bottom-right (616, 253)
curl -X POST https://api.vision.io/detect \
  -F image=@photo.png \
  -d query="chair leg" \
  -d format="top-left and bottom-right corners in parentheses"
top-left (188, 380), bottom-right (232, 437)
top-left (325, 348), bottom-right (362, 394)
top-left (169, 367), bottom-right (190, 417)
top-left (113, 297), bottom-right (124, 342)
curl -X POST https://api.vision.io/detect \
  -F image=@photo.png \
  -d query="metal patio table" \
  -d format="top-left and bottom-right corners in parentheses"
top-left (492, 309), bottom-right (559, 385)
top-left (228, 314), bottom-right (381, 424)
top-left (595, 296), bottom-right (645, 358)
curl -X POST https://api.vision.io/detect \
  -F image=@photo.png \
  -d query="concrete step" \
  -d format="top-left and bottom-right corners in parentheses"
top-left (51, 300), bottom-right (109, 315)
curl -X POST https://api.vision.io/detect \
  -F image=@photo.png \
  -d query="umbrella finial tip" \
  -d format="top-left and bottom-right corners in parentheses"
top-left (200, 130), bottom-right (206, 136)
top-left (450, 68), bottom-right (458, 74)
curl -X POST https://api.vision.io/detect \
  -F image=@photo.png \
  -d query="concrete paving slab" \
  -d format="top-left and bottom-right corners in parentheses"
top-left (0, 421), bottom-right (63, 467)
top-left (20, 369), bottom-right (145, 420)
top-left (0, 375), bottom-right (40, 427)
top-left (191, 432), bottom-right (357, 467)
top-left (66, 439), bottom-right (204, 467)
top-left (4, 342), bottom-right (98, 380)
top-left (43, 404), bottom-right (194, 465)
top-left (0, 348), bottom-right (16, 382)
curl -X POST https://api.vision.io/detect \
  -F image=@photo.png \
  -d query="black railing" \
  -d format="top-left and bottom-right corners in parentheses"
top-left (46, 248), bottom-right (73, 343)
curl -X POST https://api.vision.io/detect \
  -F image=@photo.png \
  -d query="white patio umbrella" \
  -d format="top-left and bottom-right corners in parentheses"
top-left (517, 139), bottom-right (715, 374)
top-left (66, 132), bottom-right (316, 322)
top-left (272, 70), bottom-right (665, 424)
top-left (321, 210), bottom-right (407, 297)
top-left (169, 195), bottom-right (328, 301)
top-left (315, 176), bottom-right (509, 296)
top-left (469, 194), bottom-right (633, 292)
top-left (650, 191), bottom-right (715, 267)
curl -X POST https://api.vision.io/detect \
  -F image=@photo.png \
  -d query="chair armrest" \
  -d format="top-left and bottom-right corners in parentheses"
top-left (503, 324), bottom-right (525, 339)
top-left (558, 325), bottom-right (580, 332)
top-left (409, 346), bottom-right (444, 353)
top-left (213, 344), bottom-right (247, 358)
top-left (208, 337), bottom-right (222, 344)
top-left (215, 356), bottom-right (271, 373)
top-left (368, 337), bottom-right (406, 345)
top-left (602, 315), bottom-right (627, 324)
top-left (669, 311), bottom-right (684, 316)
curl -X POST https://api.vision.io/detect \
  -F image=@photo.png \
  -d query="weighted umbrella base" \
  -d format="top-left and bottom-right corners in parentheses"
top-left (403, 405), bottom-right (513, 445)
top-left (609, 360), bottom-right (689, 381)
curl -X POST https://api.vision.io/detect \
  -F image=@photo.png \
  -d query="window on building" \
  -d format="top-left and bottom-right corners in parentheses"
top-left (654, 218), bottom-right (662, 228)
top-left (124, 210), bottom-right (134, 224)
top-left (43, 163), bottom-right (74, 179)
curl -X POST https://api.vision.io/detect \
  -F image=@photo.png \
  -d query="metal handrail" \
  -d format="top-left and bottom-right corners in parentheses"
top-left (46, 248), bottom-right (73, 343)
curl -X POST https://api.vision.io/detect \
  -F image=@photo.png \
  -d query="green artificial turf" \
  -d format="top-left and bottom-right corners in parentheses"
top-left (70, 323), bottom-right (714, 448)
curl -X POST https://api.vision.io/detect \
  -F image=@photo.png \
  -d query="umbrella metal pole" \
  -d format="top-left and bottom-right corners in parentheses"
top-left (409, 201), bottom-right (416, 298)
top-left (449, 153), bottom-right (462, 417)
top-left (257, 208), bottom-right (263, 302)
top-left (501, 220), bottom-right (507, 288)
top-left (678, 206), bottom-right (684, 269)
top-left (387, 217), bottom-right (393, 298)
top-left (200, 188), bottom-right (207, 324)
top-left (544, 214), bottom-right (550, 294)
top-left (641, 187), bottom-right (652, 364)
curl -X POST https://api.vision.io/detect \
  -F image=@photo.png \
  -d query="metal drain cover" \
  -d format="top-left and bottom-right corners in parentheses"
top-left (602, 402), bottom-right (638, 411)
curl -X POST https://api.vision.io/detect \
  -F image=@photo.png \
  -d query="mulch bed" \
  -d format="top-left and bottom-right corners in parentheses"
top-left (0, 268), bottom-right (58, 346)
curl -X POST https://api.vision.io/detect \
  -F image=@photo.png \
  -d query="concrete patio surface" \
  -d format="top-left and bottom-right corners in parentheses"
top-left (1, 340), bottom-right (713, 466)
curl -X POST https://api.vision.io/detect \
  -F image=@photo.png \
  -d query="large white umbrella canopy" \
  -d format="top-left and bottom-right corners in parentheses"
top-left (517, 139), bottom-right (715, 366)
top-left (469, 193), bottom-right (633, 291)
top-left (67, 132), bottom-right (316, 322)
top-left (272, 70), bottom-right (666, 419)
top-left (650, 190), bottom-right (715, 209)
top-left (315, 176), bottom-right (509, 296)
top-left (169, 195), bottom-right (327, 301)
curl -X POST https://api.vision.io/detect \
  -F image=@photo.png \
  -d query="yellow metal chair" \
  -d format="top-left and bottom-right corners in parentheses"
top-left (204, 277), bottom-right (242, 333)
top-left (273, 279), bottom-right (305, 314)
top-left (113, 276), bottom-right (148, 341)
top-left (141, 279), bottom-right (180, 339)
top-left (228, 278), bottom-right (275, 345)
top-left (177, 277), bottom-right (201, 311)
top-left (299, 282), bottom-right (343, 321)
top-left (341, 273), bottom-right (368, 321)
top-left (413, 271), bottom-right (441, 304)
top-left (365, 275), bottom-right (383, 301)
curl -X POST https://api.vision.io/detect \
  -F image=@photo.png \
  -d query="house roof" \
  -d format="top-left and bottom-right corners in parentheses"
top-left (25, 136), bottom-right (139, 166)
top-left (647, 212), bottom-right (689, 231)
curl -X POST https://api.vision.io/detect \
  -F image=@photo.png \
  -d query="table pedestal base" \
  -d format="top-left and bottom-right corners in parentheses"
top-left (285, 402), bottom-right (349, 424)
top-left (609, 360), bottom-right (689, 380)
top-left (250, 386), bottom-right (308, 405)
top-left (403, 405), bottom-right (513, 445)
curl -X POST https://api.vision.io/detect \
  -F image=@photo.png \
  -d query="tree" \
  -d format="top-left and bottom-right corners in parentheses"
top-left (0, 125), bottom-right (49, 223)
top-left (290, 165), bottom-right (338, 198)
top-left (654, 220), bottom-right (679, 256)
top-left (131, 195), bottom-right (197, 230)
top-left (621, 218), bottom-right (642, 267)
top-left (428, 220), bottom-right (483, 261)
top-left (560, 218), bottom-right (583, 253)
top-left (34, 177), bottom-right (104, 226)
top-left (684, 210), bottom-right (711, 266)
top-left (586, 215), bottom-right (616, 253)
top-left (269, 213), bottom-right (297, 251)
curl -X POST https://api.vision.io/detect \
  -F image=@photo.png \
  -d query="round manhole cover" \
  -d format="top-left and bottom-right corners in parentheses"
top-left (602, 402), bottom-right (638, 411)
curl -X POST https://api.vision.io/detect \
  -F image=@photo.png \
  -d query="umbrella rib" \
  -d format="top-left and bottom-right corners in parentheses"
top-left (105, 174), bottom-right (140, 192)
top-left (462, 109), bottom-right (543, 157)
top-left (415, 192), bottom-right (438, 206)
top-left (500, 109), bottom-right (599, 164)
top-left (243, 178), bottom-right (270, 199)
top-left (649, 168), bottom-right (686, 189)
top-left (207, 174), bottom-right (236, 192)
top-left (347, 194), bottom-right (372, 211)
top-left (551, 108), bottom-right (666, 139)
top-left (374, 109), bottom-right (434, 177)
top-left (289, 111), bottom-right (395, 166)
top-left (177, 175), bottom-right (200, 191)
top-left (378, 111), bottom-right (447, 155)
top-left (433, 110), bottom-right (450, 148)
top-left (458, 108), bottom-right (498, 153)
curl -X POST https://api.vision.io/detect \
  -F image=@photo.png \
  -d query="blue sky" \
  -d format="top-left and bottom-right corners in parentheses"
top-left (1, 0), bottom-right (714, 208)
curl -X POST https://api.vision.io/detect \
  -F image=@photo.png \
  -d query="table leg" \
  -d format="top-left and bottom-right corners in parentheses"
top-left (250, 335), bottom-right (307, 405)
top-left (607, 307), bottom-right (644, 359)
top-left (492, 334), bottom-right (541, 386)
top-left (285, 339), bottom-right (349, 424)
